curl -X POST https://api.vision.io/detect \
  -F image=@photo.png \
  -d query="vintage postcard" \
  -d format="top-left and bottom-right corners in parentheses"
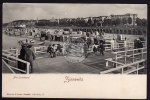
top-left (2, 3), bottom-right (147, 99)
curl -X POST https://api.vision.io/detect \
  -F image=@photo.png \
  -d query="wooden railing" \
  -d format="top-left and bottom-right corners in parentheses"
top-left (104, 44), bottom-right (112, 51)
top-left (114, 47), bottom-right (147, 64)
top-left (102, 47), bottom-right (147, 74)
top-left (31, 41), bottom-right (147, 59)
top-left (2, 50), bottom-right (30, 74)
top-left (9, 47), bottom-right (20, 57)
top-left (34, 46), bottom-right (48, 54)
top-left (100, 59), bottom-right (146, 74)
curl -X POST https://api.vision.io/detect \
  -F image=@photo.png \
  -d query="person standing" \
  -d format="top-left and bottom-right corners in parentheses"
top-left (26, 39), bottom-right (28, 43)
top-left (83, 43), bottom-right (88, 58)
top-left (47, 44), bottom-right (54, 58)
top-left (56, 44), bottom-right (62, 56)
top-left (94, 38), bottom-right (98, 45)
top-left (137, 39), bottom-right (143, 52)
top-left (134, 39), bottom-right (138, 49)
top-left (18, 44), bottom-right (27, 73)
top-left (87, 37), bottom-right (92, 49)
top-left (52, 44), bottom-right (57, 57)
top-left (25, 44), bottom-right (36, 73)
top-left (99, 42), bottom-right (105, 55)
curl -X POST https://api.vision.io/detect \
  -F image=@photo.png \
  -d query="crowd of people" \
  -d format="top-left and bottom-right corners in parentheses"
top-left (46, 38), bottom-right (105, 59)
top-left (47, 44), bottom-right (63, 58)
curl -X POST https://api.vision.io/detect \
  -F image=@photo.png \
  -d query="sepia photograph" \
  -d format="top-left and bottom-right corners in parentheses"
top-left (2, 3), bottom-right (147, 99)
top-left (2, 3), bottom-right (147, 74)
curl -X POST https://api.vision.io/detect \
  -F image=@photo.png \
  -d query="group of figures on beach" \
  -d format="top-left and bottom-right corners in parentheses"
top-left (47, 37), bottom-right (105, 59)
top-left (47, 44), bottom-right (63, 58)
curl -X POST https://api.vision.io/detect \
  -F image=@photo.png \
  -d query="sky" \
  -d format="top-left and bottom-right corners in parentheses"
top-left (3, 3), bottom-right (147, 23)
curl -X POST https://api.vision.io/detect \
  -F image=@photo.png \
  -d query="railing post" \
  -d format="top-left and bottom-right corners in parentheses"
top-left (26, 62), bottom-right (30, 74)
top-left (126, 42), bottom-right (128, 49)
top-left (124, 40), bottom-right (127, 50)
top-left (121, 68), bottom-right (124, 74)
top-left (141, 48), bottom-right (143, 59)
top-left (133, 49), bottom-right (134, 63)
top-left (106, 61), bottom-right (108, 67)
top-left (111, 40), bottom-right (114, 50)
top-left (125, 51), bottom-right (127, 64)
top-left (16, 48), bottom-right (19, 68)
top-left (136, 63), bottom-right (139, 75)
top-left (129, 42), bottom-right (131, 49)
top-left (132, 42), bottom-right (134, 49)
top-left (115, 54), bottom-right (117, 67)
top-left (128, 42), bottom-right (130, 49)
top-left (127, 42), bottom-right (129, 48)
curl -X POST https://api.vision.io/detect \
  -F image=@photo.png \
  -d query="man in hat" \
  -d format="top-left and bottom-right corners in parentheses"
top-left (25, 44), bottom-right (36, 73)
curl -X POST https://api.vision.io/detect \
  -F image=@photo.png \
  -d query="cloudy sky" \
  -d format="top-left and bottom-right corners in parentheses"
top-left (3, 3), bottom-right (147, 23)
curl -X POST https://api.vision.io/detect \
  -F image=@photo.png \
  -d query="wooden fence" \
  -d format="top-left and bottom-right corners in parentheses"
top-left (102, 47), bottom-right (147, 74)
top-left (2, 49), bottom-right (30, 74)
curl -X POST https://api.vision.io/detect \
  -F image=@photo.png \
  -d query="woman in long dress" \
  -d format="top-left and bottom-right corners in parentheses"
top-left (18, 44), bottom-right (27, 73)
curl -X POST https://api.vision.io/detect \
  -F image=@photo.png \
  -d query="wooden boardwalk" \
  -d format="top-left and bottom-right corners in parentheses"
top-left (33, 52), bottom-right (115, 74)
top-left (2, 51), bottom-right (115, 74)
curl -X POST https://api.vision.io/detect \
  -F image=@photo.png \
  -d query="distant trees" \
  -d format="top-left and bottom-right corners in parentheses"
top-left (9, 16), bottom-right (147, 27)
top-left (70, 18), bottom-right (76, 26)
top-left (141, 19), bottom-right (147, 26)
top-left (122, 18), bottom-right (127, 25)
top-left (116, 18), bottom-right (121, 25)
top-left (103, 19), bottom-right (112, 26)
top-left (136, 18), bottom-right (147, 26)
top-left (94, 19), bottom-right (97, 26)
top-left (87, 18), bottom-right (92, 26)
top-left (76, 18), bottom-right (86, 27)
top-left (112, 20), bottom-right (116, 26)
top-left (136, 18), bottom-right (142, 26)
top-left (35, 19), bottom-right (58, 26)
top-left (128, 17), bottom-right (132, 24)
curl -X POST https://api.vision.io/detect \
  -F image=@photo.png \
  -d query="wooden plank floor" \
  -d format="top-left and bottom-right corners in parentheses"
top-left (30, 52), bottom-right (115, 74)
